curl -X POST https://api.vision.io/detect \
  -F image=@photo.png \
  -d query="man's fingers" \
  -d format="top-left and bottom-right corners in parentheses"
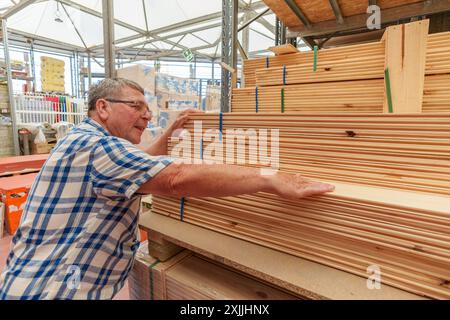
top-left (300, 182), bottom-right (335, 197)
top-left (180, 108), bottom-right (203, 116)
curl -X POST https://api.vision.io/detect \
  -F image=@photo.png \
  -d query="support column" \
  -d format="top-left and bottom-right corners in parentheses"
top-left (87, 52), bottom-right (92, 88)
top-left (2, 19), bottom-right (20, 155)
top-left (275, 18), bottom-right (286, 45)
top-left (102, 0), bottom-right (116, 78)
top-left (242, 12), bottom-right (250, 54)
top-left (221, 0), bottom-right (238, 113)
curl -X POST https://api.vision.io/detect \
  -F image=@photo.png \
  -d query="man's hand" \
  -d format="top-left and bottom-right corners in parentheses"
top-left (167, 108), bottom-right (203, 137)
top-left (265, 171), bottom-right (335, 200)
top-left (145, 109), bottom-right (203, 156)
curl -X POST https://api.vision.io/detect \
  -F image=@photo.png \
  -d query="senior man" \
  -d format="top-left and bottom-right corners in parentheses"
top-left (0, 78), bottom-right (334, 300)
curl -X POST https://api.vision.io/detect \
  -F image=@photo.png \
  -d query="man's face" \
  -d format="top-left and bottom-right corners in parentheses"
top-left (103, 86), bottom-right (151, 144)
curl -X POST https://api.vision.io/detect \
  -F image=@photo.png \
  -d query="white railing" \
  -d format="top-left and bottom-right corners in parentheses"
top-left (14, 93), bottom-right (87, 125)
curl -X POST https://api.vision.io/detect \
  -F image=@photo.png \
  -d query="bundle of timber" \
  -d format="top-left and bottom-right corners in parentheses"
top-left (243, 31), bottom-right (450, 88)
top-left (152, 113), bottom-right (450, 299)
top-left (232, 75), bottom-right (450, 113)
top-left (128, 241), bottom-right (298, 300)
top-left (423, 75), bottom-right (450, 113)
top-left (232, 80), bottom-right (385, 113)
top-left (237, 22), bottom-right (450, 114)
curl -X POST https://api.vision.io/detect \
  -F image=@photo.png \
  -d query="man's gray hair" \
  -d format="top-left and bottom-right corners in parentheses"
top-left (87, 78), bottom-right (144, 116)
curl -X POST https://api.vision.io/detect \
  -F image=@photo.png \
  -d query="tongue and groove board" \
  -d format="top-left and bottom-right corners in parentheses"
top-left (152, 113), bottom-right (450, 299)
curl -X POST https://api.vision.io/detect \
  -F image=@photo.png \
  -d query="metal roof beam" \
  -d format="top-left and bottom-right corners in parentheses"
top-left (89, 0), bottom-right (267, 51)
top-left (1, 0), bottom-right (35, 19)
top-left (328, 0), bottom-right (344, 24)
top-left (238, 8), bottom-right (270, 31)
top-left (57, 0), bottom-right (146, 35)
top-left (7, 27), bottom-right (86, 51)
top-left (117, 39), bottom-right (219, 61)
top-left (113, 22), bottom-right (222, 52)
top-left (284, 0), bottom-right (311, 28)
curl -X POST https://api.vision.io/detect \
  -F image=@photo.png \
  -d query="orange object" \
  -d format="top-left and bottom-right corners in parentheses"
top-left (0, 173), bottom-right (38, 235)
top-left (0, 154), bottom-right (48, 175)
top-left (139, 228), bottom-right (148, 242)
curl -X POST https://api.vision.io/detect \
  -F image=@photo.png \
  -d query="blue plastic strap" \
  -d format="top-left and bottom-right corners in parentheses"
top-left (266, 56), bottom-right (269, 68)
top-left (282, 65), bottom-right (286, 85)
top-left (180, 197), bottom-right (185, 221)
top-left (255, 86), bottom-right (259, 113)
top-left (200, 139), bottom-right (204, 160)
top-left (219, 112), bottom-right (223, 141)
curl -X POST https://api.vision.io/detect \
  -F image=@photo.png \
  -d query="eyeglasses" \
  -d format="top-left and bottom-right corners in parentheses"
top-left (105, 98), bottom-right (152, 116)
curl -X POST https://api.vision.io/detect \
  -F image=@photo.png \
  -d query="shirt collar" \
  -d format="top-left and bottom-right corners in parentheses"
top-left (79, 117), bottom-right (111, 137)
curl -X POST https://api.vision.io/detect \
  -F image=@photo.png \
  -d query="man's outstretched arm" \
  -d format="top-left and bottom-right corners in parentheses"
top-left (137, 162), bottom-right (335, 200)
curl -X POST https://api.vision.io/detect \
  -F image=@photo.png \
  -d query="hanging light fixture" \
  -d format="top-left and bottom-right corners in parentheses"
top-left (54, 1), bottom-right (64, 23)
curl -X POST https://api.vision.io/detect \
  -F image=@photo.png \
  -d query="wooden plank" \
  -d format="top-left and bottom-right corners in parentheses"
top-left (0, 154), bottom-right (48, 175)
top-left (383, 20), bottom-right (429, 113)
top-left (167, 255), bottom-right (299, 299)
top-left (382, 24), bottom-right (403, 113)
top-left (139, 212), bottom-right (426, 300)
top-left (268, 43), bottom-right (299, 55)
top-left (403, 19), bottom-right (429, 112)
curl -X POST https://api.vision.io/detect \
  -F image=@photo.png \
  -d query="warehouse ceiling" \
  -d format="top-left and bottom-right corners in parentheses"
top-left (0, 0), bottom-right (291, 62)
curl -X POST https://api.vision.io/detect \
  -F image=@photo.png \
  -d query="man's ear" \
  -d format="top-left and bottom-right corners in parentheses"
top-left (96, 99), bottom-right (110, 121)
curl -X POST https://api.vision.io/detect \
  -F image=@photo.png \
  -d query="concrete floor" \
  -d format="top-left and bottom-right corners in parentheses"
top-left (0, 234), bottom-right (130, 300)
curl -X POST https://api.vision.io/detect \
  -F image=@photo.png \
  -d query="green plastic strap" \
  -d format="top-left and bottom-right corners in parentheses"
top-left (281, 88), bottom-right (285, 113)
top-left (384, 68), bottom-right (394, 113)
top-left (149, 259), bottom-right (160, 300)
top-left (313, 45), bottom-right (318, 72)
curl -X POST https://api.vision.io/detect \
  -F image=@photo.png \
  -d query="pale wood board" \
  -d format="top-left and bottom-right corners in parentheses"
top-left (139, 212), bottom-right (425, 300)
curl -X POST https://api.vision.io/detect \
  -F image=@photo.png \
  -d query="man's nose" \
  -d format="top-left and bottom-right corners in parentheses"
top-left (142, 111), bottom-right (151, 121)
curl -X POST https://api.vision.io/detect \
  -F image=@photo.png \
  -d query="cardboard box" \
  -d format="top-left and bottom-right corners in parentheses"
top-left (31, 142), bottom-right (54, 154)
top-left (117, 64), bottom-right (155, 96)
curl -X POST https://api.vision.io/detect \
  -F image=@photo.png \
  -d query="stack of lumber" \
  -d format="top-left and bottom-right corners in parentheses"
top-left (128, 241), bottom-right (298, 300)
top-left (152, 113), bottom-right (450, 299)
top-left (232, 80), bottom-right (385, 113)
top-left (423, 74), bottom-right (450, 113)
top-left (236, 30), bottom-right (450, 113)
top-left (140, 211), bottom-right (426, 300)
top-left (232, 76), bottom-right (450, 113)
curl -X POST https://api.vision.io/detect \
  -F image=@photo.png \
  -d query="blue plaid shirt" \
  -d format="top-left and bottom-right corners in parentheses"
top-left (0, 117), bottom-right (173, 299)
